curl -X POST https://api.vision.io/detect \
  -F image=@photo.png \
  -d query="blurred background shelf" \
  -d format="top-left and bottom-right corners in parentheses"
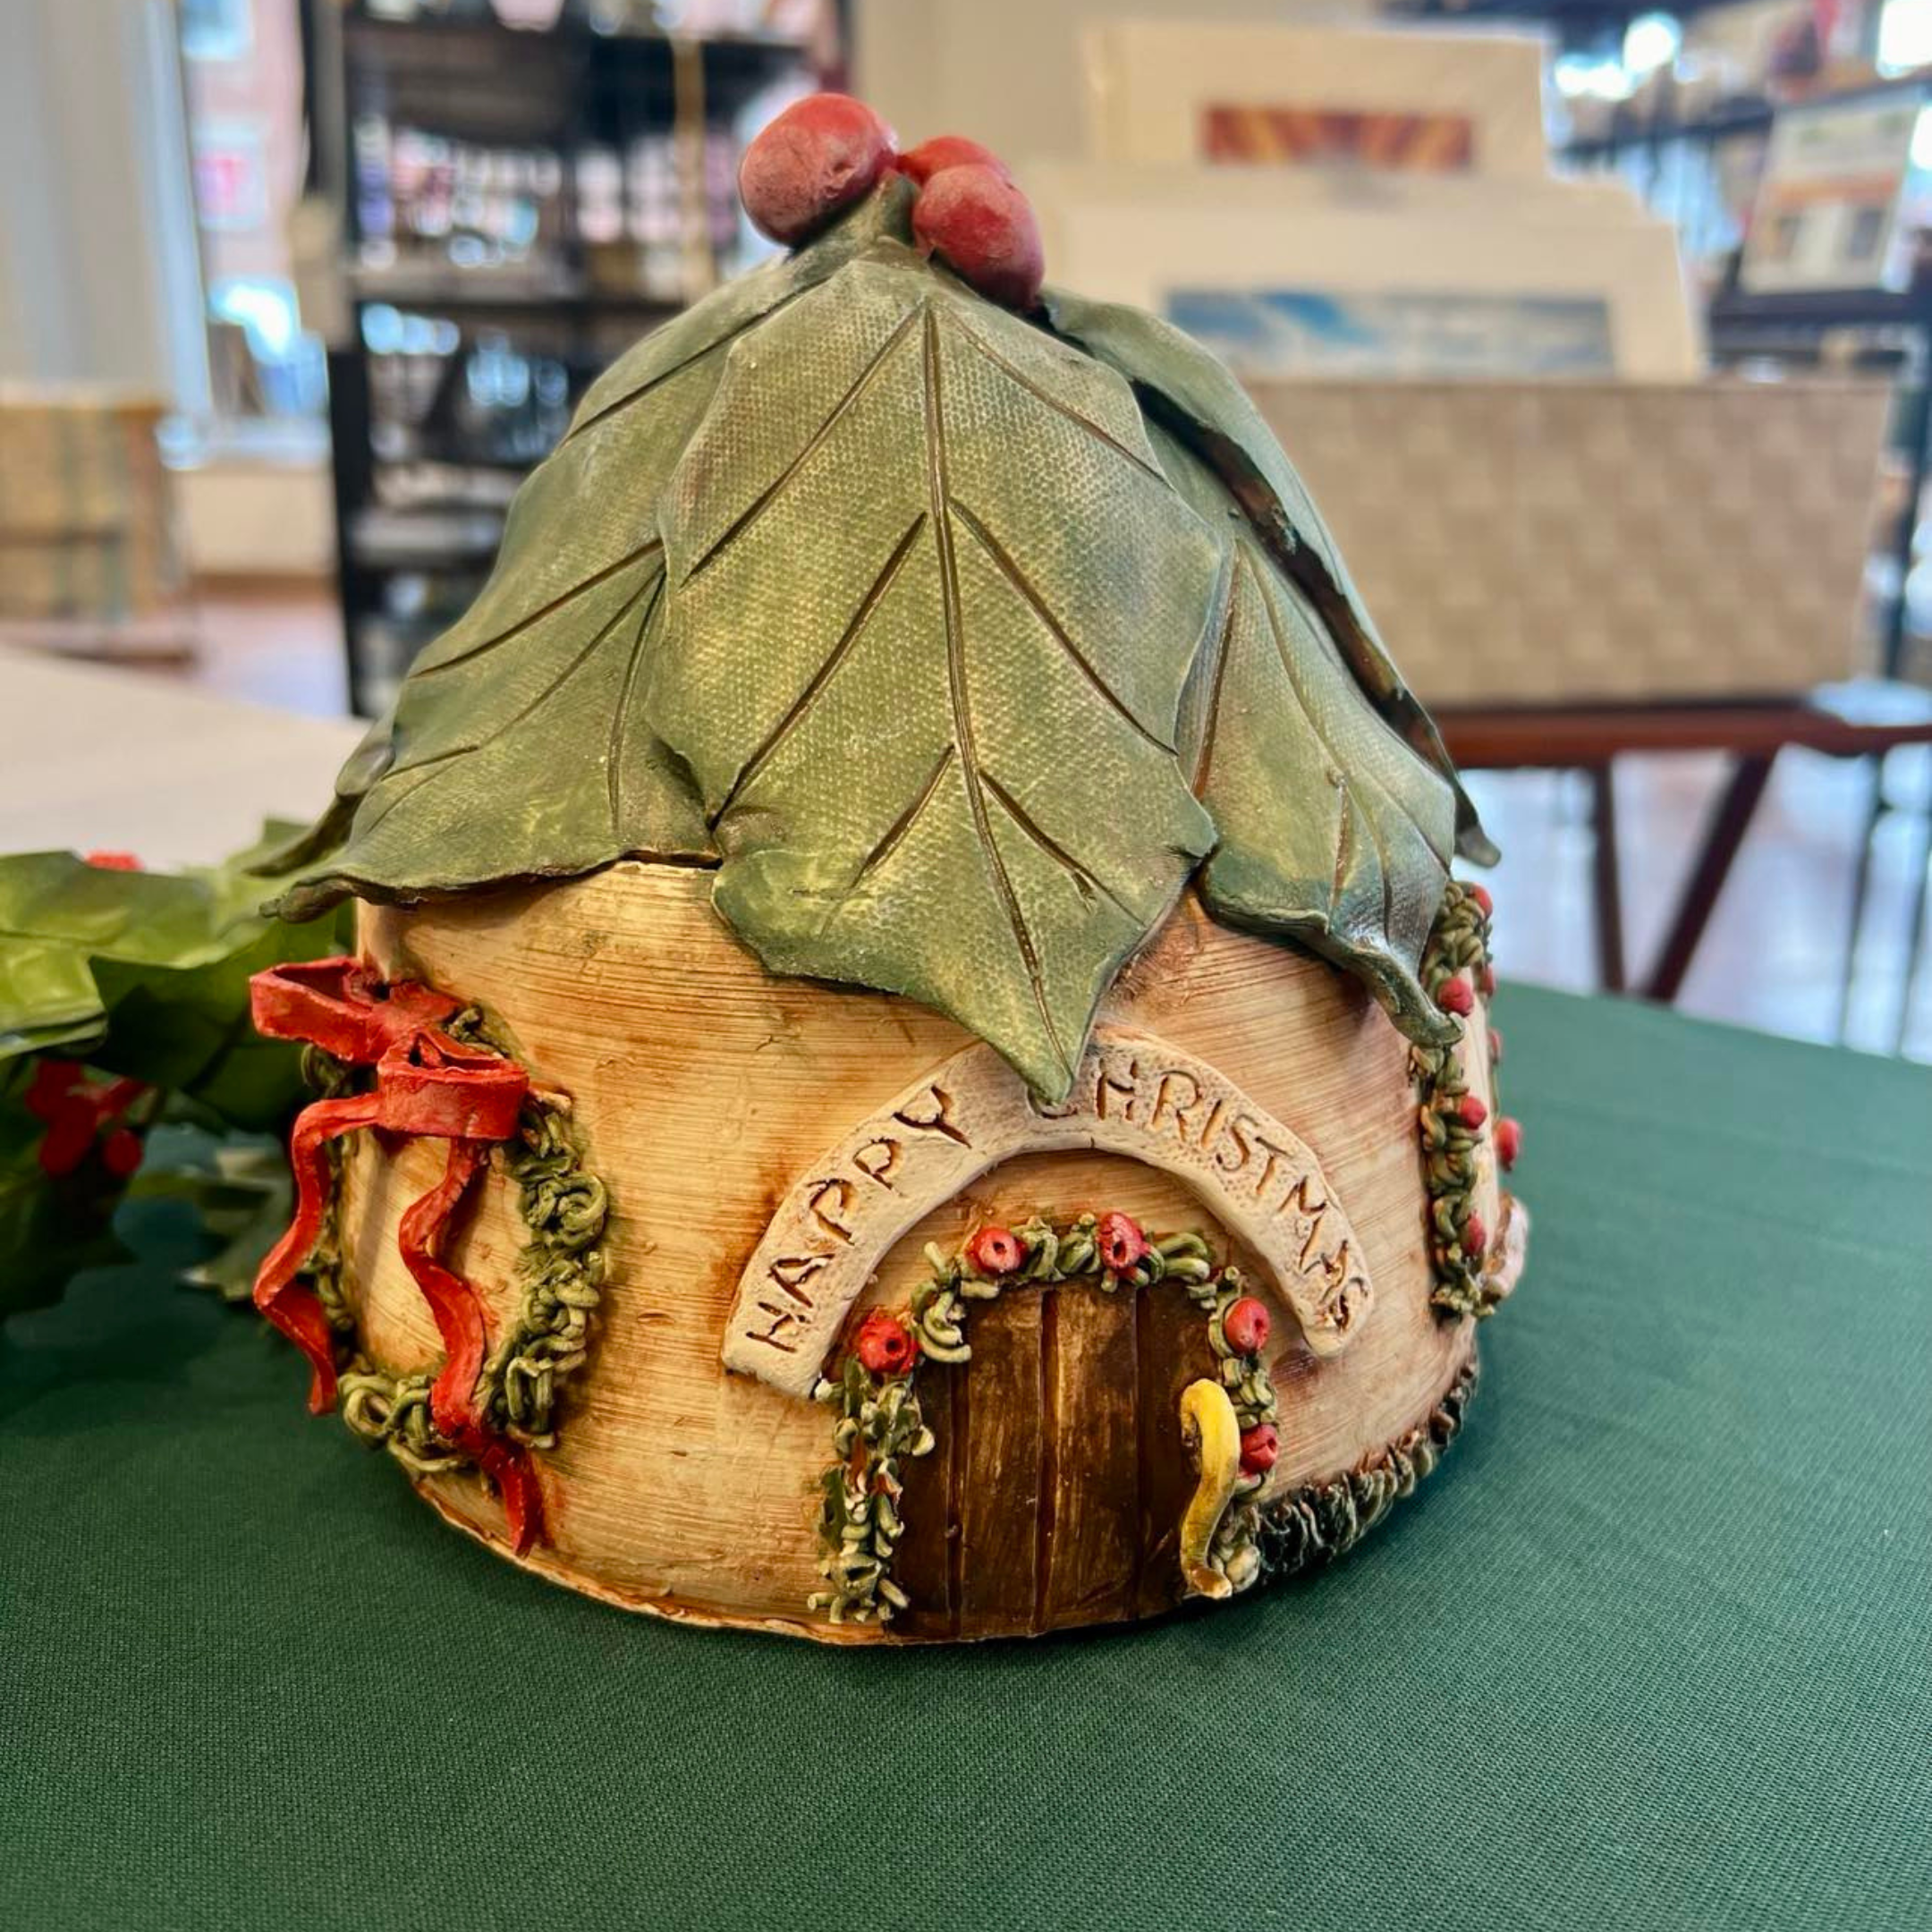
top-left (309, 0), bottom-right (843, 714)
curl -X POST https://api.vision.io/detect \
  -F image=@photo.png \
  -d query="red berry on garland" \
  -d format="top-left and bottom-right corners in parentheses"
top-left (896, 134), bottom-right (1012, 187)
top-left (1456, 1094), bottom-right (1488, 1131)
top-left (85, 851), bottom-right (141, 871)
top-left (1488, 1026), bottom-right (1504, 1063)
top-left (1463, 1213), bottom-right (1489, 1259)
top-left (1096, 1210), bottom-right (1148, 1274)
top-left (966, 1224), bottom-right (1025, 1275)
top-left (1496, 1117), bottom-right (1523, 1170)
top-left (852, 1309), bottom-right (918, 1377)
top-left (101, 1127), bottom-right (143, 1180)
top-left (1479, 963), bottom-right (1497, 997)
top-left (738, 93), bottom-right (897, 246)
top-left (1437, 975), bottom-right (1475, 1017)
top-left (1223, 1294), bottom-right (1272, 1356)
top-left (1239, 1422), bottom-right (1279, 1475)
top-left (911, 163), bottom-right (1045, 310)
top-left (1468, 883), bottom-right (1494, 918)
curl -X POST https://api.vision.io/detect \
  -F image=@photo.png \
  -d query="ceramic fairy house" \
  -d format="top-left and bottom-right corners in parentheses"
top-left (248, 97), bottom-right (1526, 1641)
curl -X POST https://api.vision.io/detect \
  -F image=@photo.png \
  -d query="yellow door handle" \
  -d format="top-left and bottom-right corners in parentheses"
top-left (1177, 1378), bottom-right (1241, 1600)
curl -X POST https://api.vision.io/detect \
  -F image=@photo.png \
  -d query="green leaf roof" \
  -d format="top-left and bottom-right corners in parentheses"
top-left (275, 181), bottom-right (1489, 1099)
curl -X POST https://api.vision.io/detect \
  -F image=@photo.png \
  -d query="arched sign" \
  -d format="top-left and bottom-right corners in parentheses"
top-left (721, 1026), bottom-right (1375, 1397)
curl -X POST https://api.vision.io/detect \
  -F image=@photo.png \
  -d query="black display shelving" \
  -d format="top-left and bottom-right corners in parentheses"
top-left (306, 0), bottom-right (837, 716)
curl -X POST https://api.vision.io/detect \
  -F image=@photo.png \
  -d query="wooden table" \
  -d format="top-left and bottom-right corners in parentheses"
top-left (0, 648), bottom-right (362, 867)
top-left (1436, 680), bottom-right (1932, 1004)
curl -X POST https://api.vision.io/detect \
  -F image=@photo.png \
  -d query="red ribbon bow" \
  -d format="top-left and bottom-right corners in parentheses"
top-left (250, 958), bottom-right (544, 1550)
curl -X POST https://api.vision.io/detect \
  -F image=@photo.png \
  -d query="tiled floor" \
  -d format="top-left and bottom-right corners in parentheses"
top-left (127, 585), bottom-right (1932, 1067)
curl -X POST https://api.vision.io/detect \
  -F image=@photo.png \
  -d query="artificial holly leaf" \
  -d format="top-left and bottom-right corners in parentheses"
top-left (0, 829), bottom-right (345, 1131)
top-left (1157, 424), bottom-right (1459, 1045)
top-left (1041, 287), bottom-right (1495, 868)
top-left (274, 182), bottom-right (926, 920)
top-left (645, 257), bottom-right (1224, 1101)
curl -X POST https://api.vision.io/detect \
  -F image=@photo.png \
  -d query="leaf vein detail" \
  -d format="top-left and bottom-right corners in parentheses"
top-left (923, 306), bottom-right (1071, 1086)
top-left (715, 513), bottom-right (928, 823)
top-left (979, 768), bottom-right (1134, 921)
top-left (413, 538), bottom-right (663, 680)
top-left (954, 318), bottom-right (1167, 487)
top-left (949, 497), bottom-right (1175, 755)
top-left (685, 304), bottom-right (921, 583)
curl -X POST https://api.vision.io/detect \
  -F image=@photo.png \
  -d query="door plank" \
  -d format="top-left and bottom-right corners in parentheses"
top-left (1135, 1284), bottom-right (1212, 1620)
top-left (1039, 1284), bottom-right (1141, 1630)
top-left (954, 1289), bottom-right (1045, 1638)
top-left (890, 1366), bottom-right (954, 1639)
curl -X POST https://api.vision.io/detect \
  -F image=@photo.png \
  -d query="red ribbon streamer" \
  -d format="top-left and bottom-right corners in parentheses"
top-left (250, 958), bottom-right (541, 1551)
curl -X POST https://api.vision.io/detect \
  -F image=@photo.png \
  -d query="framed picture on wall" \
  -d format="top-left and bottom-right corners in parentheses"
top-left (1030, 166), bottom-right (1701, 382)
top-left (1081, 22), bottom-right (1552, 182)
top-left (1739, 89), bottom-right (1932, 294)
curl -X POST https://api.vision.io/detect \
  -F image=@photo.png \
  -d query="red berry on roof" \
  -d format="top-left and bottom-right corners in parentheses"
top-left (1496, 1117), bottom-right (1523, 1170)
top-left (1096, 1210), bottom-right (1148, 1274)
top-left (1456, 1094), bottom-right (1488, 1131)
top-left (1437, 975), bottom-right (1475, 1016)
top-left (966, 1224), bottom-right (1025, 1275)
top-left (85, 852), bottom-right (141, 871)
top-left (897, 135), bottom-right (1012, 187)
top-left (1463, 1213), bottom-right (1489, 1259)
top-left (1223, 1295), bottom-right (1271, 1356)
top-left (852, 1309), bottom-right (918, 1377)
top-left (911, 163), bottom-right (1045, 310)
top-left (738, 93), bottom-right (896, 246)
top-left (1468, 883), bottom-right (1493, 918)
top-left (102, 1127), bottom-right (144, 1180)
top-left (1239, 1422), bottom-right (1279, 1475)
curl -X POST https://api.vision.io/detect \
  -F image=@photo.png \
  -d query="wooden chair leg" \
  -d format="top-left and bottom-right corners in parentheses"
top-left (1589, 762), bottom-right (1627, 994)
top-left (1893, 784), bottom-right (1932, 1055)
top-left (1836, 754), bottom-right (1887, 1044)
top-left (1644, 754), bottom-right (1775, 1004)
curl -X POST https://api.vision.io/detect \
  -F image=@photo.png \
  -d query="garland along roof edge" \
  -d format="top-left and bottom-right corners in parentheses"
top-left (267, 129), bottom-right (1493, 1102)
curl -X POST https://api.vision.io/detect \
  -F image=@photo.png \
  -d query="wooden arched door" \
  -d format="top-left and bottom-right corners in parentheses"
top-left (891, 1275), bottom-right (1217, 1639)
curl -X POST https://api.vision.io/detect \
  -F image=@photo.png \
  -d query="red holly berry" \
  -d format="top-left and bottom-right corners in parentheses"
top-left (966, 1224), bottom-right (1025, 1275)
top-left (896, 134), bottom-right (1012, 187)
top-left (738, 93), bottom-right (897, 245)
top-left (84, 851), bottom-right (141, 871)
top-left (1468, 883), bottom-right (1494, 918)
top-left (911, 162), bottom-right (1044, 310)
top-left (37, 1099), bottom-right (100, 1178)
top-left (1463, 1213), bottom-right (1489, 1259)
top-left (1496, 1117), bottom-right (1523, 1170)
top-left (1239, 1422), bottom-right (1279, 1475)
top-left (852, 1309), bottom-right (917, 1377)
top-left (23, 1058), bottom-right (87, 1123)
top-left (1096, 1210), bottom-right (1148, 1275)
top-left (1223, 1295), bottom-right (1271, 1356)
top-left (1456, 1094), bottom-right (1489, 1131)
top-left (101, 1127), bottom-right (144, 1179)
top-left (1437, 975), bottom-right (1475, 1017)
top-left (1479, 963), bottom-right (1497, 997)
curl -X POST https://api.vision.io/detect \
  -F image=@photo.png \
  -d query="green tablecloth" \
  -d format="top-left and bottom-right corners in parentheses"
top-left (4, 987), bottom-right (1928, 1930)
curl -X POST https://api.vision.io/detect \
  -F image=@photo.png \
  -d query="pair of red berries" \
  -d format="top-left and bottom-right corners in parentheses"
top-left (25, 1059), bottom-right (146, 1181)
top-left (738, 94), bottom-right (1044, 311)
